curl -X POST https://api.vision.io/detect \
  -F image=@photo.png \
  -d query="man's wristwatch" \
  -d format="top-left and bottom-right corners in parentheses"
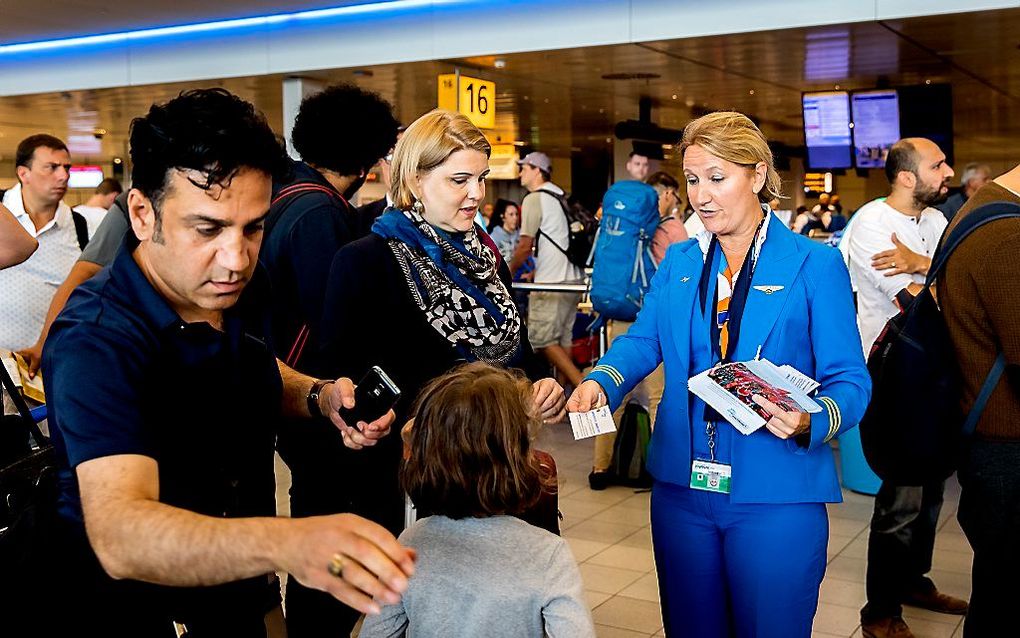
top-left (307, 379), bottom-right (332, 418)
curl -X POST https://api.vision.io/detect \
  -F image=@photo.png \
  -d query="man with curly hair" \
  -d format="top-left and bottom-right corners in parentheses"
top-left (259, 84), bottom-right (401, 637)
top-left (261, 83), bottom-right (400, 368)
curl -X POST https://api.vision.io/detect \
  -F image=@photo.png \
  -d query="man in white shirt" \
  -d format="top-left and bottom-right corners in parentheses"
top-left (72, 178), bottom-right (123, 238)
top-left (0, 134), bottom-right (79, 351)
top-left (510, 152), bottom-right (584, 388)
top-left (850, 138), bottom-right (968, 638)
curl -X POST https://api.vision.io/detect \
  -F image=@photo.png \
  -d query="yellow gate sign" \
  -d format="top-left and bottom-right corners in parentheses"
top-left (438, 72), bottom-right (496, 129)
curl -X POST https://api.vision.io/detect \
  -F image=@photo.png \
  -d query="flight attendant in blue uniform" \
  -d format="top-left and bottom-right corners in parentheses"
top-left (568, 111), bottom-right (870, 638)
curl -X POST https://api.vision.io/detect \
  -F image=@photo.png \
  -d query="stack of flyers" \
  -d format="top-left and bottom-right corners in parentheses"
top-left (688, 359), bottom-right (821, 435)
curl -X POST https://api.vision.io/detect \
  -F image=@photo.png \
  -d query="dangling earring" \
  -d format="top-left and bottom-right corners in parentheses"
top-left (412, 198), bottom-right (425, 216)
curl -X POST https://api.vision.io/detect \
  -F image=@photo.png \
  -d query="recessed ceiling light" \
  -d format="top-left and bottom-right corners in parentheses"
top-left (672, 94), bottom-right (678, 100)
top-left (494, 59), bottom-right (506, 69)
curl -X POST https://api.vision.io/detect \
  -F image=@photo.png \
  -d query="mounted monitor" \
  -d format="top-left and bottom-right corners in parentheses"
top-left (802, 91), bottom-right (852, 170)
top-left (851, 90), bottom-right (900, 169)
top-left (68, 165), bottom-right (104, 189)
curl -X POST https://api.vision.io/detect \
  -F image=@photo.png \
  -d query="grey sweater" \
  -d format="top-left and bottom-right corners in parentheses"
top-left (358, 515), bottom-right (595, 638)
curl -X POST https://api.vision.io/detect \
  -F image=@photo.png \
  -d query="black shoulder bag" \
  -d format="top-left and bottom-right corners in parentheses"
top-left (0, 360), bottom-right (58, 599)
top-left (859, 201), bottom-right (1020, 484)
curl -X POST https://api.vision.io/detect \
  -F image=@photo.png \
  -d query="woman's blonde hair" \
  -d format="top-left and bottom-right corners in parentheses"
top-left (401, 362), bottom-right (554, 519)
top-left (390, 109), bottom-right (491, 209)
top-left (679, 111), bottom-right (783, 203)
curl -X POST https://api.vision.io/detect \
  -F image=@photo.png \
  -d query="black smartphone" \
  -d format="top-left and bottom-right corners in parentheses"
top-left (338, 366), bottom-right (401, 431)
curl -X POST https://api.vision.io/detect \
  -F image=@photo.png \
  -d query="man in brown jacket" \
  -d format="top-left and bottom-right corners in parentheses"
top-left (939, 163), bottom-right (1020, 636)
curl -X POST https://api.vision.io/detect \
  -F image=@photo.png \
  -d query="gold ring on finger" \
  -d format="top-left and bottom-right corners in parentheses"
top-left (327, 553), bottom-right (346, 578)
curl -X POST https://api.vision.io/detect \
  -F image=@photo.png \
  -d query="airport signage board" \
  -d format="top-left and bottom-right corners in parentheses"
top-left (438, 72), bottom-right (495, 129)
top-left (487, 143), bottom-right (519, 180)
top-left (803, 172), bottom-right (833, 194)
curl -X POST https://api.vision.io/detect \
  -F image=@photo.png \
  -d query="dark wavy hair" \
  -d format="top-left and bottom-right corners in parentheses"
top-left (16, 133), bottom-right (68, 168)
top-left (486, 198), bottom-right (520, 233)
top-left (292, 84), bottom-right (399, 176)
top-left (402, 363), bottom-right (553, 520)
top-left (129, 88), bottom-right (287, 213)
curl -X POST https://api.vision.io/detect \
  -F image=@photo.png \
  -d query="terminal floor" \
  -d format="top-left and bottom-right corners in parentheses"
top-left (276, 425), bottom-right (973, 638)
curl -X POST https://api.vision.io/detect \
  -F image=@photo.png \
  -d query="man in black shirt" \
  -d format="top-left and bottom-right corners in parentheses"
top-left (259, 83), bottom-right (403, 638)
top-left (42, 89), bottom-right (414, 636)
top-left (261, 84), bottom-right (399, 367)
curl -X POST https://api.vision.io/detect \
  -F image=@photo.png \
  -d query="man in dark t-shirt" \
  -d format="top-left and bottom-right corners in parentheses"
top-left (259, 83), bottom-right (402, 638)
top-left (262, 84), bottom-right (399, 367)
top-left (40, 89), bottom-right (413, 636)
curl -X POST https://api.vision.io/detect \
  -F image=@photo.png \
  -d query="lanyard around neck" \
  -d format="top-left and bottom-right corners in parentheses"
top-left (698, 215), bottom-right (766, 363)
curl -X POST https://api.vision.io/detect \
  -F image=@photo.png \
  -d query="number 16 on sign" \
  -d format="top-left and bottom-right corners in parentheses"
top-left (438, 71), bottom-right (496, 130)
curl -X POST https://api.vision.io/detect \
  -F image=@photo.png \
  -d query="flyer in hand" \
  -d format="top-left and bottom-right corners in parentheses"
top-left (688, 359), bottom-right (821, 435)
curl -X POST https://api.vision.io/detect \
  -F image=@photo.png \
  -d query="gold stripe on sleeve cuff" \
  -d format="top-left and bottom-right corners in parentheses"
top-left (591, 365), bottom-right (624, 387)
top-left (819, 397), bottom-right (841, 443)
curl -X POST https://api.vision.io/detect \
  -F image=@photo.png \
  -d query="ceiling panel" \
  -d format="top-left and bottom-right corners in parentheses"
top-left (0, 8), bottom-right (1017, 174)
top-left (0, 1), bottom-right (363, 43)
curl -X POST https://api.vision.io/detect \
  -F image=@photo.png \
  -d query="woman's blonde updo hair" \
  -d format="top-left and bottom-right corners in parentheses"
top-left (679, 111), bottom-right (783, 203)
top-left (390, 109), bottom-right (492, 210)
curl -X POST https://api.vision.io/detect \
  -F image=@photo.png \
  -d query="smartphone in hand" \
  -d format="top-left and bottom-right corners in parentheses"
top-left (338, 366), bottom-right (400, 431)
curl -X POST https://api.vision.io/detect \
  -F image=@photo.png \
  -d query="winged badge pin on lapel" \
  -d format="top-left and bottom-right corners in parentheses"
top-left (752, 285), bottom-right (784, 295)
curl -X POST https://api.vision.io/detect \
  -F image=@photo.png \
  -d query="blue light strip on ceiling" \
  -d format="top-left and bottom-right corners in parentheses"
top-left (0, 0), bottom-right (458, 55)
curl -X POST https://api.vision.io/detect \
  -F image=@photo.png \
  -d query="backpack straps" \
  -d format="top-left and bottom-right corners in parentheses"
top-left (271, 182), bottom-right (348, 208)
top-left (963, 352), bottom-right (1006, 437)
top-left (70, 209), bottom-right (89, 250)
top-left (536, 186), bottom-right (570, 213)
top-left (531, 187), bottom-right (571, 257)
top-left (269, 181), bottom-right (349, 369)
top-left (927, 201), bottom-right (1020, 286)
top-left (927, 201), bottom-right (1020, 437)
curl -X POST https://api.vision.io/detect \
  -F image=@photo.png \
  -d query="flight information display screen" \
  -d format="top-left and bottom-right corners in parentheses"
top-left (802, 91), bottom-right (852, 169)
top-left (852, 90), bottom-right (900, 168)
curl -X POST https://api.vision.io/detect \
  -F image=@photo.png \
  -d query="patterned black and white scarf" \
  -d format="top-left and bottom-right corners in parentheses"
top-left (373, 207), bottom-right (522, 364)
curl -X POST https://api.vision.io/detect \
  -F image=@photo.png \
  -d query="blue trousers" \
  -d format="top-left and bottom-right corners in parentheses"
top-left (651, 481), bottom-right (828, 638)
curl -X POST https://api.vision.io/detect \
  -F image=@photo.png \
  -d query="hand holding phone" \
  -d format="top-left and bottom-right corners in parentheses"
top-left (338, 366), bottom-right (401, 432)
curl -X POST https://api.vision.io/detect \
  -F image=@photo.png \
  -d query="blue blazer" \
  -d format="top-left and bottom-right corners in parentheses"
top-left (587, 215), bottom-right (871, 503)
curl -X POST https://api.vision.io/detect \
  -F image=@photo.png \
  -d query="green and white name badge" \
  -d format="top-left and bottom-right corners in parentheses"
top-left (690, 460), bottom-right (732, 494)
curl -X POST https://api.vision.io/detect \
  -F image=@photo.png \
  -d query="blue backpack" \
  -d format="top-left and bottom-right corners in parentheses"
top-left (590, 180), bottom-right (662, 322)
